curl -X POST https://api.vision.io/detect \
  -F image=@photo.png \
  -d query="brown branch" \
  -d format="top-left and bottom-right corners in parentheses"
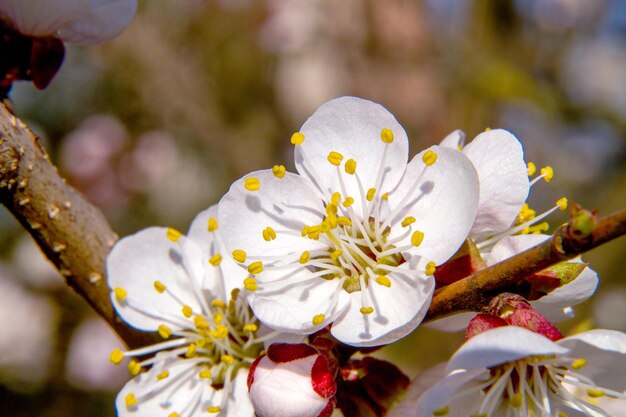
top-left (425, 208), bottom-right (626, 321)
top-left (0, 101), bottom-right (156, 348)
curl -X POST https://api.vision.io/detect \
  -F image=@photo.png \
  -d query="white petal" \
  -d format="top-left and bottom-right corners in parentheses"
top-left (485, 233), bottom-right (550, 263)
top-left (439, 129), bottom-right (466, 149)
top-left (209, 369), bottom-right (255, 417)
top-left (218, 170), bottom-right (327, 258)
top-left (388, 363), bottom-right (448, 417)
top-left (57, 0), bottom-right (137, 44)
top-left (107, 227), bottom-right (205, 331)
top-left (446, 326), bottom-right (568, 372)
top-left (559, 329), bottom-right (626, 391)
top-left (330, 268), bottom-right (434, 346)
top-left (116, 357), bottom-right (208, 417)
top-left (387, 146), bottom-right (479, 265)
top-left (187, 205), bottom-right (248, 298)
top-left (415, 368), bottom-right (488, 417)
top-left (425, 311), bottom-right (477, 333)
top-left (0, 0), bottom-right (88, 36)
top-left (295, 96), bottom-right (409, 214)
top-left (249, 355), bottom-right (328, 417)
top-left (462, 129), bottom-right (529, 237)
top-left (248, 276), bottom-right (350, 334)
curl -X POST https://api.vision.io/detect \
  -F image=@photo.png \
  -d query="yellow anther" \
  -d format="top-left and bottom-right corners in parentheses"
top-left (157, 370), bottom-right (170, 380)
top-left (199, 369), bottom-right (212, 379)
top-left (360, 306), bottom-right (374, 315)
top-left (425, 262), bottom-right (436, 276)
top-left (213, 312), bottom-right (223, 324)
top-left (209, 253), bottom-right (222, 266)
top-left (345, 159), bottom-right (357, 175)
top-left (185, 343), bottom-right (197, 358)
top-left (262, 227), bottom-right (277, 241)
top-left (328, 151), bottom-right (344, 166)
top-left (343, 197), bottom-right (354, 207)
top-left (557, 197), bottom-right (568, 211)
top-left (327, 214), bottom-right (338, 228)
top-left (208, 217), bottom-right (218, 232)
top-left (299, 251), bottom-right (310, 264)
top-left (301, 225), bottom-right (309, 237)
top-left (527, 161), bottom-right (537, 176)
top-left (158, 324), bottom-right (173, 339)
top-left (381, 128), bottom-right (394, 144)
top-left (153, 280), bottom-right (167, 293)
top-left (510, 392), bottom-right (523, 408)
top-left (411, 230), bottom-right (425, 247)
top-left (432, 406), bottom-right (449, 416)
top-left (330, 250), bottom-right (343, 260)
top-left (244, 177), bottom-right (261, 191)
top-left (366, 188), bottom-right (376, 201)
top-left (114, 287), bottom-right (127, 302)
top-left (243, 324), bottom-right (258, 332)
top-left (290, 132), bottom-right (305, 145)
top-left (109, 348), bottom-right (124, 365)
top-left (571, 358), bottom-right (587, 370)
top-left (337, 216), bottom-right (351, 226)
top-left (232, 250), bottom-right (247, 263)
top-left (166, 228), bottom-right (182, 242)
top-left (211, 299), bottom-right (226, 309)
top-left (221, 354), bottom-right (235, 365)
top-left (248, 261), bottom-right (264, 274)
top-left (528, 222), bottom-right (549, 234)
top-left (326, 204), bottom-right (338, 216)
top-left (125, 393), bottom-right (137, 408)
top-left (375, 275), bottom-right (391, 287)
top-left (320, 220), bottom-right (330, 233)
top-left (422, 150), bottom-right (438, 166)
top-left (244, 277), bottom-right (258, 291)
top-left (557, 413), bottom-right (569, 417)
top-left (312, 314), bottom-right (325, 325)
top-left (331, 192), bottom-right (341, 206)
top-left (128, 360), bottom-right (141, 376)
top-left (208, 407), bottom-right (221, 414)
top-left (541, 166), bottom-right (554, 182)
top-left (401, 216), bottom-right (416, 227)
top-left (517, 203), bottom-right (536, 223)
top-left (587, 389), bottom-right (605, 398)
top-left (382, 192), bottom-right (389, 200)
top-left (211, 325), bottom-right (229, 339)
top-left (272, 165), bottom-right (286, 178)
top-left (169, 413), bottom-right (181, 417)
top-left (181, 305), bottom-right (193, 318)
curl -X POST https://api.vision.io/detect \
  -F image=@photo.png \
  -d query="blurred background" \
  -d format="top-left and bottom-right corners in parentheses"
top-left (1, 0), bottom-right (625, 415)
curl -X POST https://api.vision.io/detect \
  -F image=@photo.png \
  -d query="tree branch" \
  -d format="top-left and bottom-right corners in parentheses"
top-left (0, 101), bottom-right (156, 348)
top-left (425, 208), bottom-right (626, 321)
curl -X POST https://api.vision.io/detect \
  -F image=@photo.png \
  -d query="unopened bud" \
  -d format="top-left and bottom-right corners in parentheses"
top-left (488, 293), bottom-right (563, 341)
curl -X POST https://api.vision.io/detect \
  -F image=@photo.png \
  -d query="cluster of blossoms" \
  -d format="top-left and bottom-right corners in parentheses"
top-left (108, 97), bottom-right (625, 417)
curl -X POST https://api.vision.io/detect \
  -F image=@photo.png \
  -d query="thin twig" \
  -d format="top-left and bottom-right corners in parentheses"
top-left (425, 208), bottom-right (626, 321)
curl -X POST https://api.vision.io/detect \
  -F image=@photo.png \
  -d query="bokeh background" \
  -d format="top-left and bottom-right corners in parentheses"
top-left (1, 0), bottom-right (625, 415)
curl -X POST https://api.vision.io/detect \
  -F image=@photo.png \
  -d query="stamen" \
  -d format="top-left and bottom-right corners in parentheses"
top-left (166, 228), bottom-right (182, 242)
top-left (154, 280), bottom-right (167, 293)
top-left (290, 132), bottom-right (305, 145)
top-left (272, 165), bottom-right (286, 178)
top-left (114, 287), bottom-right (127, 301)
top-left (345, 159), bottom-right (357, 175)
top-left (208, 217), bottom-right (218, 232)
top-left (232, 250), bottom-right (247, 263)
top-left (380, 128), bottom-right (394, 143)
top-left (247, 262), bottom-right (264, 274)
top-left (527, 162), bottom-right (537, 176)
top-left (209, 254), bottom-right (222, 266)
top-left (422, 150), bottom-right (438, 166)
top-left (328, 151), bottom-right (344, 166)
top-left (244, 177), bottom-right (261, 191)
top-left (262, 227), bottom-right (277, 241)
top-left (312, 314), bottom-right (325, 325)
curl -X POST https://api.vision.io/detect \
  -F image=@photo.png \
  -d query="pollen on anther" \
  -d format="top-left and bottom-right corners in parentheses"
top-left (527, 162), bottom-right (537, 176)
top-left (422, 150), bottom-right (438, 166)
top-left (360, 306), bottom-right (374, 315)
top-left (186, 343), bottom-right (197, 358)
top-left (209, 253), bottom-right (222, 266)
top-left (128, 360), bottom-right (141, 375)
top-left (557, 197), bottom-right (568, 211)
top-left (331, 192), bottom-right (341, 206)
top-left (366, 188), bottom-right (376, 201)
top-left (312, 314), bottom-right (325, 325)
top-left (208, 217), bottom-right (218, 232)
top-left (375, 275), bottom-right (391, 287)
top-left (541, 166), bottom-right (554, 182)
top-left (425, 262), bottom-right (436, 276)
top-left (208, 407), bottom-right (221, 414)
top-left (221, 354), bottom-right (235, 365)
top-left (272, 165), bottom-right (286, 178)
top-left (401, 216), bottom-right (416, 227)
top-left (109, 348), bottom-right (124, 365)
top-left (411, 231), bottom-right (425, 247)
top-left (232, 250), bottom-right (247, 263)
top-left (262, 227), bottom-right (277, 241)
top-left (243, 324), bottom-right (258, 332)
top-left (199, 369), bottom-right (212, 379)
top-left (248, 261), bottom-right (263, 274)
top-left (158, 324), bottom-right (173, 339)
top-left (166, 228), bottom-right (182, 242)
top-left (343, 197), bottom-right (354, 207)
top-left (169, 413), bottom-right (181, 417)
top-left (587, 388), bottom-right (605, 398)
top-left (157, 370), bottom-right (170, 380)
top-left (290, 132), bottom-right (305, 145)
top-left (345, 159), bottom-right (357, 175)
top-left (571, 358), bottom-right (587, 370)
top-left (328, 151), bottom-right (344, 166)
top-left (182, 305), bottom-right (193, 318)
top-left (125, 393), bottom-right (137, 408)
top-left (299, 251), bottom-right (310, 264)
top-left (114, 287), bottom-right (127, 301)
top-left (381, 128), bottom-right (394, 144)
top-left (330, 250), bottom-right (343, 260)
top-left (244, 277), bottom-right (258, 291)
top-left (153, 280), bottom-right (166, 293)
top-left (244, 177), bottom-right (261, 191)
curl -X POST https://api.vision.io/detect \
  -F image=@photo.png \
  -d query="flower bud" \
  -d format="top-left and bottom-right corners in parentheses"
top-left (488, 293), bottom-right (563, 341)
top-left (248, 343), bottom-right (337, 417)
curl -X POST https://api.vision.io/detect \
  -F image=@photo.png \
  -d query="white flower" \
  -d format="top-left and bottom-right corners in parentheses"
top-left (0, 0), bottom-right (137, 43)
top-left (107, 206), bottom-right (288, 417)
top-left (415, 326), bottom-right (626, 417)
top-left (248, 343), bottom-right (337, 417)
top-left (218, 96), bottom-right (480, 347)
